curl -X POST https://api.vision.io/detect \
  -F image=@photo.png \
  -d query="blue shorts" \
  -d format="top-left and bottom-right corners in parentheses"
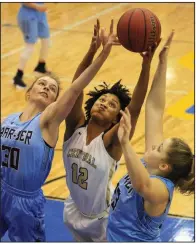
top-left (17, 7), bottom-right (50, 44)
top-left (0, 180), bottom-right (46, 242)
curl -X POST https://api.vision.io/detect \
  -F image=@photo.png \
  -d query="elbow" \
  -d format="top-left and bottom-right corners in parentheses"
top-left (145, 101), bottom-right (164, 115)
top-left (146, 96), bottom-right (165, 109)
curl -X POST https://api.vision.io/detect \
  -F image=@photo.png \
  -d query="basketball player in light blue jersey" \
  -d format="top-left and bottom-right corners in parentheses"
top-left (13, 3), bottom-right (50, 88)
top-left (0, 32), bottom-right (118, 241)
top-left (107, 31), bottom-right (194, 241)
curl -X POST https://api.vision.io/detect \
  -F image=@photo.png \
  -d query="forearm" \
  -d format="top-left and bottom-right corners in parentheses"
top-left (146, 61), bottom-right (167, 112)
top-left (122, 141), bottom-right (151, 191)
top-left (72, 49), bottom-right (96, 82)
top-left (52, 49), bottom-right (109, 123)
top-left (71, 49), bottom-right (109, 94)
top-left (128, 62), bottom-right (151, 113)
top-left (22, 3), bottom-right (39, 10)
top-left (66, 49), bottom-right (96, 123)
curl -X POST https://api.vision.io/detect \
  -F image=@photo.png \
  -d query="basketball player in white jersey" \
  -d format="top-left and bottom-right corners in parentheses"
top-left (63, 20), bottom-right (160, 241)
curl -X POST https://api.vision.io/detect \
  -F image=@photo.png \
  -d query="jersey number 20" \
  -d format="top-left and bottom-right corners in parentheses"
top-left (71, 163), bottom-right (88, 190)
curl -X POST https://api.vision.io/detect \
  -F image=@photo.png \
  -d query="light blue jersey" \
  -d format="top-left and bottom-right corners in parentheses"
top-left (0, 112), bottom-right (54, 241)
top-left (1, 112), bottom-right (54, 191)
top-left (107, 173), bottom-right (174, 242)
top-left (18, 3), bottom-right (50, 43)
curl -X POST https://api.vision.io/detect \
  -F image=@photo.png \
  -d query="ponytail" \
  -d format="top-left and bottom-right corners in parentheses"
top-left (175, 155), bottom-right (195, 195)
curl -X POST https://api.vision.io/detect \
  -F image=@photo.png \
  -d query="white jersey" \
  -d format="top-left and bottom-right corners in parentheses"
top-left (63, 126), bottom-right (119, 217)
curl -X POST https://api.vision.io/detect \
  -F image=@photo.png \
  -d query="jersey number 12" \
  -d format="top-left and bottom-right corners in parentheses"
top-left (71, 163), bottom-right (88, 190)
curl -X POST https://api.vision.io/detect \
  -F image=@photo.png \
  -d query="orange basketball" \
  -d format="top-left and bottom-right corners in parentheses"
top-left (117, 8), bottom-right (161, 53)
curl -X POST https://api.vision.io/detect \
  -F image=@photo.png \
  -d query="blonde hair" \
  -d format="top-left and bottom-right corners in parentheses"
top-left (26, 73), bottom-right (61, 101)
top-left (166, 138), bottom-right (194, 195)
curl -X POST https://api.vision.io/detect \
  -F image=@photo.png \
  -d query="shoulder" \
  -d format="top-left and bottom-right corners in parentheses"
top-left (64, 121), bottom-right (86, 143)
top-left (150, 176), bottom-right (174, 202)
top-left (1, 117), bottom-right (6, 124)
top-left (64, 125), bottom-right (86, 144)
top-left (142, 176), bottom-right (174, 216)
top-left (151, 175), bottom-right (174, 191)
top-left (40, 102), bottom-right (57, 126)
top-left (1, 113), bottom-right (20, 124)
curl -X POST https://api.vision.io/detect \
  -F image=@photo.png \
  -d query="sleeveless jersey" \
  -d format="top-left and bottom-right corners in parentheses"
top-left (1, 112), bottom-right (54, 191)
top-left (63, 126), bottom-right (119, 216)
top-left (107, 173), bottom-right (174, 241)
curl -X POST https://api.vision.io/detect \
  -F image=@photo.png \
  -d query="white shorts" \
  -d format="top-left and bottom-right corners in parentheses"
top-left (63, 196), bottom-right (108, 242)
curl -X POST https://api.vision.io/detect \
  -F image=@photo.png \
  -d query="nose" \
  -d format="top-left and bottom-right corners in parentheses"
top-left (43, 86), bottom-right (49, 92)
top-left (100, 103), bottom-right (107, 109)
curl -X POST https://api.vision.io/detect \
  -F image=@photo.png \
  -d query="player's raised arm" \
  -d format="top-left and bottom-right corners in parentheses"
top-left (41, 23), bottom-right (120, 128)
top-left (118, 108), bottom-right (169, 204)
top-left (127, 42), bottom-right (160, 140)
top-left (145, 30), bottom-right (174, 152)
top-left (64, 20), bottom-right (101, 140)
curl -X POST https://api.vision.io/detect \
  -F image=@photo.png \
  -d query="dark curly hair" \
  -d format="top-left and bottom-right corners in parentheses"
top-left (84, 80), bottom-right (131, 123)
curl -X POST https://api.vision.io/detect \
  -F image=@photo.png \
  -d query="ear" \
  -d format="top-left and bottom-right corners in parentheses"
top-left (112, 118), bottom-right (118, 124)
top-left (26, 92), bottom-right (30, 101)
top-left (112, 112), bottom-right (121, 124)
top-left (112, 114), bottom-right (119, 124)
top-left (159, 163), bottom-right (171, 172)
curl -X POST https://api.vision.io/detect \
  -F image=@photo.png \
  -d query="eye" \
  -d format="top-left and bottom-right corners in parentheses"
top-left (99, 98), bottom-right (105, 102)
top-left (50, 87), bottom-right (56, 92)
top-left (109, 102), bottom-right (116, 108)
top-left (39, 82), bottom-right (44, 86)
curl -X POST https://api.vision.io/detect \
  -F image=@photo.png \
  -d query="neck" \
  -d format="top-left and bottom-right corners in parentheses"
top-left (20, 102), bottom-right (45, 122)
top-left (86, 118), bottom-right (112, 144)
top-left (148, 168), bottom-right (166, 178)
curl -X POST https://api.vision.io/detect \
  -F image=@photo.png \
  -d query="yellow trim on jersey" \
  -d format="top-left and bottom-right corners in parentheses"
top-left (106, 161), bottom-right (119, 207)
top-left (81, 208), bottom-right (109, 219)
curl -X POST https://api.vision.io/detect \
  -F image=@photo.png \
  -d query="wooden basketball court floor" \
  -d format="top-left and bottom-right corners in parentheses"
top-left (1, 2), bottom-right (194, 221)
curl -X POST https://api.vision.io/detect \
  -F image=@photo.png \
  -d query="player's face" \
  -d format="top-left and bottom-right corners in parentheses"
top-left (144, 138), bottom-right (172, 174)
top-left (91, 93), bottom-right (121, 124)
top-left (28, 76), bottom-right (58, 107)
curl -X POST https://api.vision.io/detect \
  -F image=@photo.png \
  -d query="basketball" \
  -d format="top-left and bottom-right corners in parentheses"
top-left (117, 8), bottom-right (161, 53)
